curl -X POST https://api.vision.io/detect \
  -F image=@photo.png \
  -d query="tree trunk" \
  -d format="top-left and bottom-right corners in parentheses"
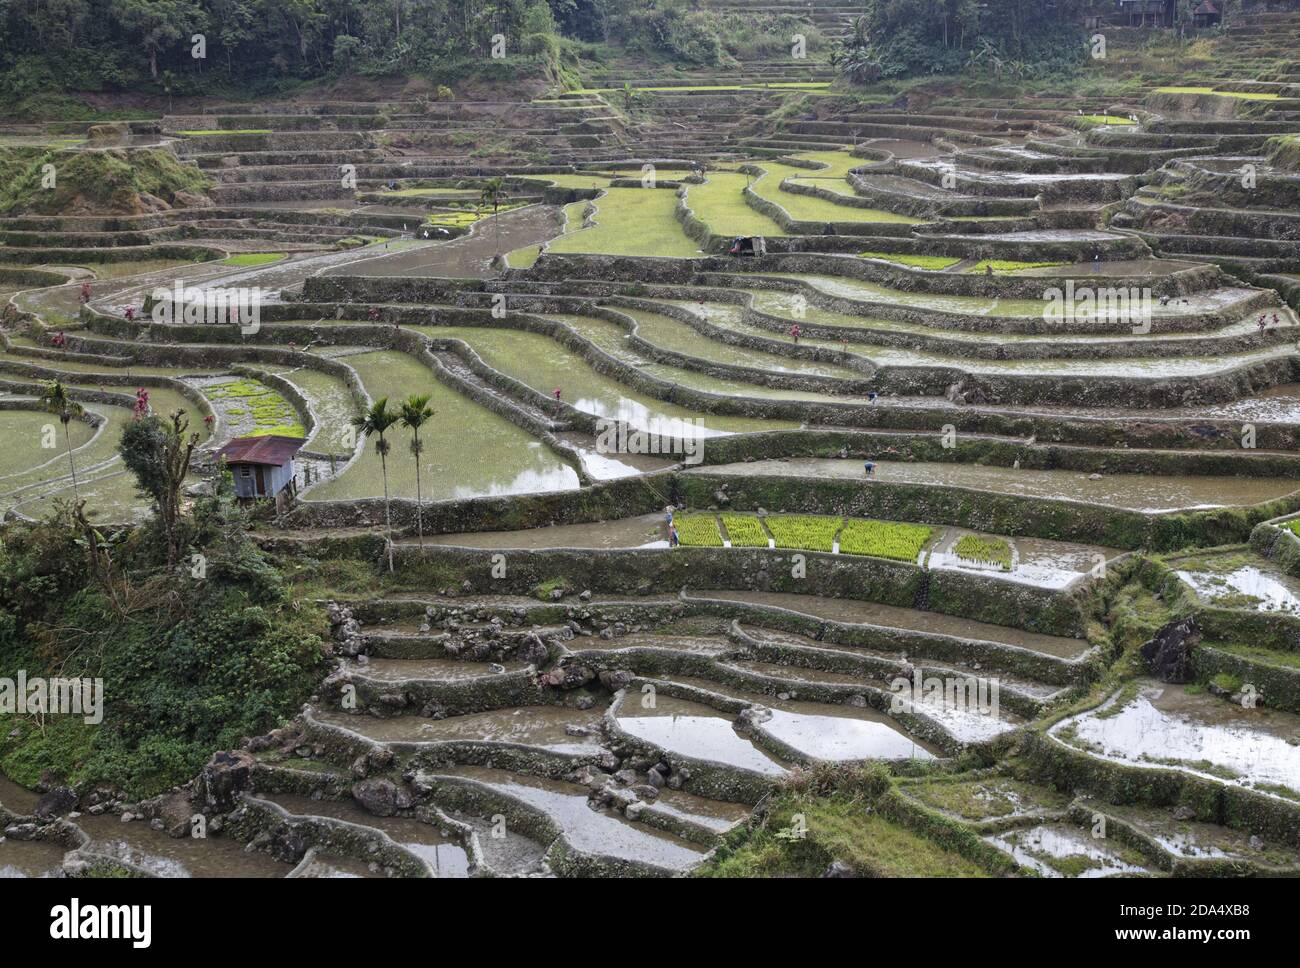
top-left (413, 431), bottom-right (424, 549)
top-left (62, 420), bottom-right (79, 502)
top-left (380, 449), bottom-right (394, 572)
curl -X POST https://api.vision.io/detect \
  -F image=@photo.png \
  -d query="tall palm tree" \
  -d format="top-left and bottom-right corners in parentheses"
top-left (39, 380), bottom-right (84, 502)
top-left (479, 176), bottom-right (510, 257)
top-left (353, 397), bottom-right (401, 572)
top-left (399, 393), bottom-right (435, 550)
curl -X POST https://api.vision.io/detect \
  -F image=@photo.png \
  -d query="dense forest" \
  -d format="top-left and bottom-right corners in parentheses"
top-left (0, 0), bottom-right (1093, 110)
top-left (835, 0), bottom-right (1090, 82)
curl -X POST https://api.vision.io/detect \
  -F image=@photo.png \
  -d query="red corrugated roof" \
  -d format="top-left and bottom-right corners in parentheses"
top-left (217, 435), bottom-right (306, 466)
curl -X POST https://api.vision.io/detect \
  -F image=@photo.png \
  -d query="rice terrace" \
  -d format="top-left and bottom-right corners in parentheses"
top-left (2, 0), bottom-right (1300, 910)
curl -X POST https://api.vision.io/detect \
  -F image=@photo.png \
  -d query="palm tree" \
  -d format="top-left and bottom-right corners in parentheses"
top-left (399, 393), bottom-right (435, 549)
top-left (40, 380), bottom-right (84, 502)
top-left (479, 176), bottom-right (510, 257)
top-left (353, 397), bottom-right (401, 572)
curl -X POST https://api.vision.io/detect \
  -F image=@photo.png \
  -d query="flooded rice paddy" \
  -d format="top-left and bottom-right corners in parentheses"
top-left (692, 459), bottom-right (1299, 512)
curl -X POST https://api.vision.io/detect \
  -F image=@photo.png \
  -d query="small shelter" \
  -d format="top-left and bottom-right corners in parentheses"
top-left (1192, 1), bottom-right (1222, 28)
top-left (1117, 0), bottom-right (1176, 27)
top-left (217, 435), bottom-right (306, 500)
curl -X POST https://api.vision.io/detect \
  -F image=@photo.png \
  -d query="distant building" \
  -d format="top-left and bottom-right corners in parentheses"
top-left (1192, 1), bottom-right (1223, 27)
top-left (217, 435), bottom-right (306, 500)
top-left (1117, 0), bottom-right (1177, 27)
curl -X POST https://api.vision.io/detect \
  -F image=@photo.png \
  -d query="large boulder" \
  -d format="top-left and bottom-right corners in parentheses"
top-left (1140, 618), bottom-right (1200, 683)
top-left (352, 778), bottom-right (413, 817)
top-left (194, 750), bottom-right (256, 814)
top-left (34, 786), bottom-right (77, 819)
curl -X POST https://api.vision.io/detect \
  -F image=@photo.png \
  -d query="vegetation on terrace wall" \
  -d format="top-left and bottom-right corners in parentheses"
top-left (0, 147), bottom-right (210, 215)
top-left (0, 474), bottom-right (326, 799)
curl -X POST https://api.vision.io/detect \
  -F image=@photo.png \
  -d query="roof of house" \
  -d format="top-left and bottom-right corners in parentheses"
top-left (1193, 0), bottom-right (1219, 13)
top-left (217, 435), bottom-right (306, 466)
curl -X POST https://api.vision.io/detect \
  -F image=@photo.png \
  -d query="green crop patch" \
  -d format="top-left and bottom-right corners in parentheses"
top-left (764, 515), bottom-right (841, 553)
top-left (675, 514), bottom-right (724, 547)
top-left (721, 513), bottom-right (769, 547)
top-left (952, 534), bottom-right (1013, 570)
top-left (221, 252), bottom-right (285, 266)
top-left (839, 519), bottom-right (932, 561)
top-left (859, 252), bottom-right (961, 270)
top-left (968, 260), bottom-right (1071, 274)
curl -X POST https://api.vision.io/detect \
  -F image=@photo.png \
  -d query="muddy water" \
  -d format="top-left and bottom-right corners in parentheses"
top-left (0, 775), bottom-right (39, 814)
top-left (256, 791), bottom-right (470, 876)
top-left (0, 836), bottom-right (68, 878)
top-left (345, 657), bottom-right (531, 681)
top-left (930, 531), bottom-right (1118, 590)
top-left (617, 307), bottom-right (865, 380)
top-left (262, 364), bottom-right (359, 456)
top-left (647, 787), bottom-right (751, 833)
top-left (556, 432), bottom-right (678, 479)
top-left (739, 626), bottom-right (1062, 698)
top-left (0, 410), bottom-right (94, 483)
top-left (425, 513), bottom-right (666, 550)
top-left (1098, 802), bottom-right (1300, 865)
top-left (986, 824), bottom-right (1149, 877)
top-left (295, 852), bottom-right (386, 877)
top-left (573, 633), bottom-right (739, 656)
top-left (691, 458), bottom-right (1300, 513)
top-left (550, 313), bottom-right (837, 406)
top-left (413, 324), bottom-right (775, 436)
top-left (643, 669), bottom-right (944, 759)
top-left (315, 706), bottom-right (607, 754)
top-left (616, 694), bottom-right (788, 775)
top-left (689, 589), bottom-right (1089, 658)
top-left (74, 813), bottom-right (290, 877)
top-left (1054, 682), bottom-right (1300, 796)
top-left (1176, 558), bottom-right (1300, 613)
top-left (324, 205), bottom-right (563, 278)
top-left (437, 765), bottom-right (707, 871)
top-left (306, 350), bottom-right (580, 502)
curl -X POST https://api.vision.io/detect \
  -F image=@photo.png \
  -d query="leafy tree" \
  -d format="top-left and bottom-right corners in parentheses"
top-left (353, 397), bottom-right (400, 571)
top-left (118, 409), bottom-right (198, 569)
top-left (38, 380), bottom-right (84, 502)
top-left (479, 175), bottom-right (510, 256)
top-left (399, 393), bottom-right (435, 550)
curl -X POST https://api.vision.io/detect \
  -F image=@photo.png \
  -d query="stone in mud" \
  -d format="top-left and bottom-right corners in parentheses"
top-left (195, 750), bottom-right (256, 814)
top-left (538, 663), bottom-right (595, 690)
top-left (153, 791), bottom-right (195, 838)
top-left (518, 632), bottom-right (549, 666)
top-left (34, 786), bottom-right (77, 819)
top-left (352, 778), bottom-right (414, 818)
top-left (822, 861), bottom-right (854, 878)
top-left (599, 669), bottom-right (635, 691)
top-left (1140, 618), bottom-right (1200, 684)
top-left (3, 822), bottom-right (39, 841)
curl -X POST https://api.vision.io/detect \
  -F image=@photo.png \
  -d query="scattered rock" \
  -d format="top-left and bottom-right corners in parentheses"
top-left (352, 778), bottom-right (414, 818)
top-left (1140, 618), bottom-right (1200, 683)
top-left (34, 786), bottom-right (77, 820)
